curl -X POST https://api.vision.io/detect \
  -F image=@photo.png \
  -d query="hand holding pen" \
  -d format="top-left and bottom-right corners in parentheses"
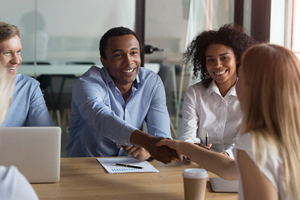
top-left (194, 132), bottom-right (212, 150)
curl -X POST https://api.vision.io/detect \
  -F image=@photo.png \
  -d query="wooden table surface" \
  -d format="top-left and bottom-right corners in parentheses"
top-left (31, 157), bottom-right (238, 200)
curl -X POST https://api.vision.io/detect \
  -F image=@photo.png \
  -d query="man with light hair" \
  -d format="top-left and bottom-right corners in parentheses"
top-left (0, 22), bottom-right (53, 126)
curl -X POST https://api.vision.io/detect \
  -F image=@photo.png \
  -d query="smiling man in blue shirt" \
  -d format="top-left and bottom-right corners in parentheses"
top-left (66, 27), bottom-right (180, 164)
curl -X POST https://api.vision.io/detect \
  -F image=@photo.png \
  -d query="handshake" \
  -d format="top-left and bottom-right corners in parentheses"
top-left (121, 132), bottom-right (213, 164)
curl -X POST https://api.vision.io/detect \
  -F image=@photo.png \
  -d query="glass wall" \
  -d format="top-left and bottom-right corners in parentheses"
top-left (0, 0), bottom-right (135, 67)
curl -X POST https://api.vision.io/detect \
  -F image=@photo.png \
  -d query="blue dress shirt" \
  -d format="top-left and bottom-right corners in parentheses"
top-left (66, 66), bottom-right (171, 157)
top-left (2, 74), bottom-right (54, 127)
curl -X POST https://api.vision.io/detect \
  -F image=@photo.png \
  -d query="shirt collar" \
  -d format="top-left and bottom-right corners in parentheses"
top-left (103, 67), bottom-right (140, 89)
top-left (204, 78), bottom-right (238, 98)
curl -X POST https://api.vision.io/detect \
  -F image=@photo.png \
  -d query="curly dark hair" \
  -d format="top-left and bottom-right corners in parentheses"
top-left (99, 26), bottom-right (141, 59)
top-left (184, 24), bottom-right (257, 88)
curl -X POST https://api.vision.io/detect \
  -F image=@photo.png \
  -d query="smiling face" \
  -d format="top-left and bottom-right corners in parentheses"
top-left (0, 35), bottom-right (22, 78)
top-left (100, 34), bottom-right (141, 92)
top-left (205, 43), bottom-right (237, 91)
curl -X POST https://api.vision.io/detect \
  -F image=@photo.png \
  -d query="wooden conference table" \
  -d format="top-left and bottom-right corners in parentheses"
top-left (31, 157), bottom-right (237, 200)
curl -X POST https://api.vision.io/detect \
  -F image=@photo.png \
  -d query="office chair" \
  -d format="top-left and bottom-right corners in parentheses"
top-left (65, 61), bottom-right (95, 65)
top-left (157, 63), bottom-right (180, 139)
top-left (21, 61), bottom-right (61, 126)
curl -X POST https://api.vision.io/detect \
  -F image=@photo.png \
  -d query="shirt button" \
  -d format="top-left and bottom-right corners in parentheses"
top-left (117, 93), bottom-right (119, 95)
top-left (125, 109), bottom-right (127, 112)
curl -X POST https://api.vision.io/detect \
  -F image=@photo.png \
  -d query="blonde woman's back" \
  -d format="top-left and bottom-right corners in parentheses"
top-left (240, 44), bottom-right (300, 199)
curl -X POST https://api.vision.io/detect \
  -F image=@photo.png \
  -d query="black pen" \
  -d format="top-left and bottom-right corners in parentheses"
top-left (115, 163), bottom-right (143, 169)
top-left (206, 132), bottom-right (208, 147)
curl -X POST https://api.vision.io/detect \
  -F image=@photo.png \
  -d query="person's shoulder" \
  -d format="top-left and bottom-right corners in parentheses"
top-left (138, 67), bottom-right (162, 84)
top-left (74, 67), bottom-right (109, 91)
top-left (15, 74), bottom-right (39, 87)
top-left (84, 65), bottom-right (103, 74)
top-left (0, 165), bottom-right (20, 180)
top-left (186, 81), bottom-right (206, 94)
top-left (0, 165), bottom-right (39, 200)
top-left (235, 133), bottom-right (252, 150)
top-left (80, 66), bottom-right (107, 80)
top-left (0, 165), bottom-right (9, 174)
top-left (139, 67), bottom-right (158, 78)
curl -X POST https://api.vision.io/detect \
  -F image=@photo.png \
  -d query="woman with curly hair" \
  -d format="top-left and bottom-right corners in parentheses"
top-left (179, 24), bottom-right (257, 158)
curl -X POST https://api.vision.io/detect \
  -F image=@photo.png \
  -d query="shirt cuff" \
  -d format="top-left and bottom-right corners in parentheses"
top-left (117, 124), bottom-right (137, 146)
top-left (225, 149), bottom-right (234, 159)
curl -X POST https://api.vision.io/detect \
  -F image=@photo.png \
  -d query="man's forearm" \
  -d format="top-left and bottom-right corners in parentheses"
top-left (130, 129), bottom-right (153, 149)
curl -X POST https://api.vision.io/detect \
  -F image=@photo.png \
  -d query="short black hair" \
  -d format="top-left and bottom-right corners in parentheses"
top-left (99, 26), bottom-right (142, 59)
top-left (184, 23), bottom-right (257, 88)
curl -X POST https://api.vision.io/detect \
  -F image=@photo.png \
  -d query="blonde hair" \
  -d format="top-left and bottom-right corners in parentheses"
top-left (240, 43), bottom-right (300, 198)
top-left (0, 22), bottom-right (20, 43)
top-left (0, 69), bottom-right (15, 125)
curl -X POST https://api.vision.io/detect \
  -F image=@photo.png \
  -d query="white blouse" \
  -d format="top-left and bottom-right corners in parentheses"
top-left (0, 165), bottom-right (39, 200)
top-left (179, 81), bottom-right (241, 158)
top-left (234, 133), bottom-right (290, 200)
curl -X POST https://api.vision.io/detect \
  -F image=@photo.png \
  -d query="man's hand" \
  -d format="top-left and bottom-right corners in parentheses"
top-left (144, 137), bottom-right (182, 164)
top-left (118, 145), bottom-right (151, 161)
top-left (129, 130), bottom-right (182, 164)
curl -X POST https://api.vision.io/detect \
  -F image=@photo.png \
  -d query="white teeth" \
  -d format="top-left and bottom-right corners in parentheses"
top-left (214, 70), bottom-right (226, 75)
top-left (123, 69), bottom-right (134, 73)
top-left (9, 67), bottom-right (16, 70)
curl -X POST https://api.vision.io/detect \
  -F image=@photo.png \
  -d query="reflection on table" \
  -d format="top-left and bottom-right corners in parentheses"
top-left (31, 157), bottom-right (238, 200)
top-left (18, 63), bottom-right (160, 77)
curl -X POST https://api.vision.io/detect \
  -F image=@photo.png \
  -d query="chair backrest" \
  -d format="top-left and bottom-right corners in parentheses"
top-left (21, 61), bottom-right (51, 65)
top-left (65, 61), bottom-right (95, 65)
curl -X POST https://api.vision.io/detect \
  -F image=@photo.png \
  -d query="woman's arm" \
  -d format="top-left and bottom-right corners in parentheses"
top-left (157, 139), bottom-right (238, 180)
top-left (237, 150), bottom-right (278, 200)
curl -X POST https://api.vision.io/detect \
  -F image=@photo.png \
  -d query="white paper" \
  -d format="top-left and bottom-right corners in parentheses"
top-left (97, 157), bottom-right (159, 173)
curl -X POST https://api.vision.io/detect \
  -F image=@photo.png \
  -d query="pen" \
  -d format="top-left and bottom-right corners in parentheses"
top-left (206, 132), bottom-right (208, 147)
top-left (115, 163), bottom-right (143, 169)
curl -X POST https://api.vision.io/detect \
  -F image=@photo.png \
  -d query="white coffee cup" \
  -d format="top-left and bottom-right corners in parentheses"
top-left (182, 168), bottom-right (208, 200)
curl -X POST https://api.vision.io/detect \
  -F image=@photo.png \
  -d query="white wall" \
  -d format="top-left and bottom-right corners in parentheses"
top-left (270, 0), bottom-right (285, 45)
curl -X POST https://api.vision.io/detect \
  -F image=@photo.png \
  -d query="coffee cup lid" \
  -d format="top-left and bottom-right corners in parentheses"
top-left (182, 168), bottom-right (208, 179)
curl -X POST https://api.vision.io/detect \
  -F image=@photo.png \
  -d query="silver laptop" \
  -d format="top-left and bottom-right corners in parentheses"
top-left (0, 127), bottom-right (61, 183)
top-left (210, 178), bottom-right (239, 192)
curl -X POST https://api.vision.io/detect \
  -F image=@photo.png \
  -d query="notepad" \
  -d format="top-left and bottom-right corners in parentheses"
top-left (97, 157), bottom-right (159, 173)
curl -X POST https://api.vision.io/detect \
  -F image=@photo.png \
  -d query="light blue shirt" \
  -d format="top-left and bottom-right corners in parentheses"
top-left (67, 66), bottom-right (171, 157)
top-left (2, 74), bottom-right (54, 127)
